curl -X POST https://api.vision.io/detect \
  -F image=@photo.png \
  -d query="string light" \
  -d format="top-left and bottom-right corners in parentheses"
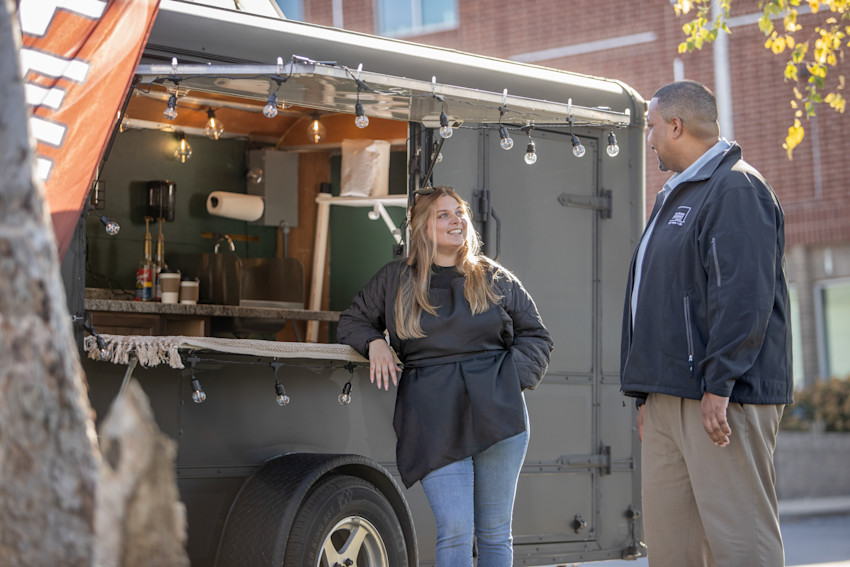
top-left (263, 93), bottom-right (279, 118)
top-left (606, 131), bottom-right (620, 157)
top-left (307, 113), bottom-right (326, 143)
top-left (339, 363), bottom-right (356, 404)
top-left (98, 214), bottom-right (120, 236)
top-left (189, 358), bottom-right (206, 403)
top-left (571, 134), bottom-right (586, 158)
top-left (523, 126), bottom-right (537, 165)
top-left (204, 108), bottom-right (224, 140)
top-left (439, 110), bottom-right (453, 139)
top-left (272, 362), bottom-right (290, 406)
top-left (499, 126), bottom-right (514, 151)
top-left (163, 93), bottom-right (178, 120)
top-left (174, 133), bottom-right (192, 163)
top-left (354, 100), bottom-right (369, 129)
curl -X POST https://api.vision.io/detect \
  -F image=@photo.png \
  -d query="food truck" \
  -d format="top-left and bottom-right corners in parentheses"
top-left (55, 1), bottom-right (649, 564)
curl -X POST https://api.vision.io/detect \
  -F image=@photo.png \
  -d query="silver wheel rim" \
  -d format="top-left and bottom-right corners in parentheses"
top-left (317, 515), bottom-right (389, 567)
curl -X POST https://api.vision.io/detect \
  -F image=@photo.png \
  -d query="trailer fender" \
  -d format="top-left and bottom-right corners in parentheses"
top-left (213, 452), bottom-right (417, 567)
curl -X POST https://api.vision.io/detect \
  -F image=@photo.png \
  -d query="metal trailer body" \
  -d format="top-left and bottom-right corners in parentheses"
top-left (76, 1), bottom-right (648, 565)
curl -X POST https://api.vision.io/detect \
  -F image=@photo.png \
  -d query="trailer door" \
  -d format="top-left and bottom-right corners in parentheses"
top-left (436, 126), bottom-right (643, 564)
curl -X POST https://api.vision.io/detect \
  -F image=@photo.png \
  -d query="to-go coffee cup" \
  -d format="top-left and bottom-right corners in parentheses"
top-left (159, 272), bottom-right (181, 304)
top-left (179, 279), bottom-right (200, 305)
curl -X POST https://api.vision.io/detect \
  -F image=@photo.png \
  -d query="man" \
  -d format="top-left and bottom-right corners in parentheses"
top-left (620, 80), bottom-right (793, 567)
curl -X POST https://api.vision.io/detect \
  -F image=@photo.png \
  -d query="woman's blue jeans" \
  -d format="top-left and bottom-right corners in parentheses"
top-left (421, 408), bottom-right (529, 567)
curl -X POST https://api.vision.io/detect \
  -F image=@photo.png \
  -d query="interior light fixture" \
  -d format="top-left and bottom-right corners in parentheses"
top-left (191, 378), bottom-right (206, 403)
top-left (439, 111), bottom-right (453, 139)
top-left (174, 133), bottom-right (192, 163)
top-left (354, 100), bottom-right (369, 129)
top-left (307, 113), bottom-right (326, 143)
top-left (204, 108), bottom-right (224, 140)
top-left (524, 139), bottom-right (537, 165)
top-left (263, 93), bottom-right (279, 118)
top-left (163, 93), bottom-right (178, 120)
top-left (338, 380), bottom-right (352, 405)
top-left (606, 131), bottom-right (620, 157)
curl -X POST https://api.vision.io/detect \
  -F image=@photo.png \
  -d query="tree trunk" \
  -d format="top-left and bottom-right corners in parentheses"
top-left (0, 1), bottom-right (98, 565)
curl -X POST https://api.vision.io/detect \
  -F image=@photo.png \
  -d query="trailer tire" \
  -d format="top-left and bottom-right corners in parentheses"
top-left (284, 474), bottom-right (408, 567)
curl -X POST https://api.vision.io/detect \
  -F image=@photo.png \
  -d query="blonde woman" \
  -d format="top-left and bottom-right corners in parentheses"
top-left (337, 186), bottom-right (552, 567)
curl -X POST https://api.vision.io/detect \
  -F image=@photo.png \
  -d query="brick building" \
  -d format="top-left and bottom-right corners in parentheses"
top-left (276, 0), bottom-right (850, 387)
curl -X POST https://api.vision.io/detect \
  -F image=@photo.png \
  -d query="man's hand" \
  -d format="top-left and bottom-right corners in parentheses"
top-left (368, 338), bottom-right (401, 391)
top-left (701, 392), bottom-right (732, 447)
top-left (636, 404), bottom-right (645, 442)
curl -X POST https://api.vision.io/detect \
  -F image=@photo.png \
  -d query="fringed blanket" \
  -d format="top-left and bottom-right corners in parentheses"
top-left (83, 335), bottom-right (367, 369)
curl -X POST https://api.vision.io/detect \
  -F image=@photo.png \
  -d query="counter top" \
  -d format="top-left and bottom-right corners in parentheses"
top-left (84, 290), bottom-right (340, 322)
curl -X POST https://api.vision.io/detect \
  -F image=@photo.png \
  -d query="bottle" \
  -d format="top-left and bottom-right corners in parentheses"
top-left (136, 216), bottom-right (154, 301)
top-left (153, 217), bottom-right (168, 301)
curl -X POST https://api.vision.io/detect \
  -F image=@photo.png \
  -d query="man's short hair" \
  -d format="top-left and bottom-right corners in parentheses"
top-left (652, 80), bottom-right (719, 139)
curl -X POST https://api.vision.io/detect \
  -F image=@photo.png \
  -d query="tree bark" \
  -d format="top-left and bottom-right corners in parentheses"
top-left (95, 379), bottom-right (190, 567)
top-left (0, 1), bottom-right (99, 565)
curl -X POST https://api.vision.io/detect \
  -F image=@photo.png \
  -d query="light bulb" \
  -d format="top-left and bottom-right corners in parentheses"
top-left (174, 134), bottom-right (192, 163)
top-left (338, 382), bottom-right (352, 405)
top-left (435, 151), bottom-right (443, 163)
top-left (263, 93), bottom-right (279, 118)
top-left (163, 94), bottom-right (178, 120)
top-left (204, 108), bottom-right (224, 140)
top-left (307, 115), bottom-right (326, 143)
top-left (439, 111), bottom-right (453, 138)
top-left (354, 101), bottom-right (369, 128)
top-left (96, 337), bottom-right (109, 361)
top-left (275, 381), bottom-right (290, 406)
top-left (499, 126), bottom-right (514, 150)
top-left (191, 379), bottom-right (206, 404)
top-left (606, 131), bottom-right (620, 157)
top-left (524, 141), bottom-right (537, 165)
top-left (99, 214), bottom-right (120, 236)
top-left (571, 134), bottom-right (586, 158)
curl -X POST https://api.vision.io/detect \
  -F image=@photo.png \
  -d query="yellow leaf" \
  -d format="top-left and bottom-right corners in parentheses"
top-left (772, 36), bottom-right (787, 53)
top-left (783, 119), bottom-right (805, 159)
top-left (809, 0), bottom-right (820, 12)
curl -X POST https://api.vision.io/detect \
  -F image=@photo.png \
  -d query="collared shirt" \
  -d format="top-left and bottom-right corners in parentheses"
top-left (631, 138), bottom-right (732, 326)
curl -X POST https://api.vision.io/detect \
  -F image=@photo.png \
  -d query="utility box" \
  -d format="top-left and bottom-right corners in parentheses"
top-left (246, 149), bottom-right (299, 227)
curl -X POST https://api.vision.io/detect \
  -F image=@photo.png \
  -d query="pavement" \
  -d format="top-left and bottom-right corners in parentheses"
top-left (574, 496), bottom-right (850, 567)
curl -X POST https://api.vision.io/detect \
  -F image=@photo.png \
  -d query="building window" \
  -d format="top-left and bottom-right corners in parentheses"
top-left (275, 0), bottom-right (303, 20)
top-left (816, 279), bottom-right (850, 379)
top-left (376, 0), bottom-right (457, 37)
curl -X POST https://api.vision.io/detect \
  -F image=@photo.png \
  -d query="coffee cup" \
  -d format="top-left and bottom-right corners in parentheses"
top-left (179, 279), bottom-right (200, 305)
top-left (160, 272), bottom-right (181, 304)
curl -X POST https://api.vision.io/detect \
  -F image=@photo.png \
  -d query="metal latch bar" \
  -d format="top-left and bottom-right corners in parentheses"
top-left (558, 189), bottom-right (612, 218)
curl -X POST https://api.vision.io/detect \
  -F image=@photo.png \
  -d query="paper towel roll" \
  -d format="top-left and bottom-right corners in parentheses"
top-left (206, 191), bottom-right (264, 221)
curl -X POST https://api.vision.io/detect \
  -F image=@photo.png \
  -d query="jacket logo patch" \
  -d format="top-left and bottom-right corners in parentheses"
top-left (668, 206), bottom-right (692, 226)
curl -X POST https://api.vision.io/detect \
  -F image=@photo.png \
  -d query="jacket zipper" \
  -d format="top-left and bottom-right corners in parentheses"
top-left (710, 237), bottom-right (721, 288)
top-left (683, 296), bottom-right (695, 378)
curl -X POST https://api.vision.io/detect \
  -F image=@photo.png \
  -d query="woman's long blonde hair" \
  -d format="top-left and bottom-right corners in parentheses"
top-left (394, 186), bottom-right (502, 339)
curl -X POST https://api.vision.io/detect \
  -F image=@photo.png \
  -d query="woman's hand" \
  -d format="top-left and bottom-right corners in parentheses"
top-left (368, 338), bottom-right (401, 391)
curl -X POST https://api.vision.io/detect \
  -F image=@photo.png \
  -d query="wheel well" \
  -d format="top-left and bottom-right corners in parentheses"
top-left (214, 453), bottom-right (418, 567)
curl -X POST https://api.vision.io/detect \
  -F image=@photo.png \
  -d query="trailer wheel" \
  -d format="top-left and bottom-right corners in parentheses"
top-left (284, 474), bottom-right (408, 567)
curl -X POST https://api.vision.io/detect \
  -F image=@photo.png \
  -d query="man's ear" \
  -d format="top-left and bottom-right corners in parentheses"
top-left (670, 116), bottom-right (684, 139)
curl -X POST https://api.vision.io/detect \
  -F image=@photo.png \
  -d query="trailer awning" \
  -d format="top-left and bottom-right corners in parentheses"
top-left (135, 59), bottom-right (631, 129)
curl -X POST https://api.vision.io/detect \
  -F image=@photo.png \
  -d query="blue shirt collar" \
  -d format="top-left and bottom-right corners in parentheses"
top-left (663, 138), bottom-right (732, 197)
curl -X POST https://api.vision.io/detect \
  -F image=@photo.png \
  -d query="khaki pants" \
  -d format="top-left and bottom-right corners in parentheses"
top-left (641, 393), bottom-right (785, 567)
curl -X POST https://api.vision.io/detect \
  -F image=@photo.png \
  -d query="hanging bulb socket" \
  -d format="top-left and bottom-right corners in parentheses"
top-left (524, 140), bottom-right (537, 165)
top-left (163, 93), bottom-right (178, 120)
top-left (275, 381), bottom-right (290, 406)
top-left (606, 131), bottom-right (620, 157)
top-left (204, 108), bottom-right (224, 140)
top-left (439, 111), bottom-right (453, 139)
top-left (499, 126), bottom-right (514, 151)
top-left (264, 93), bottom-right (279, 118)
top-left (338, 381), bottom-right (352, 405)
top-left (191, 378), bottom-right (206, 404)
top-left (354, 101), bottom-right (369, 128)
top-left (571, 134), bottom-right (586, 158)
top-left (98, 214), bottom-right (120, 236)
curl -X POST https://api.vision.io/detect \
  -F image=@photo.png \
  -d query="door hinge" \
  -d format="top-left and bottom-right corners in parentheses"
top-left (558, 189), bottom-right (612, 218)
